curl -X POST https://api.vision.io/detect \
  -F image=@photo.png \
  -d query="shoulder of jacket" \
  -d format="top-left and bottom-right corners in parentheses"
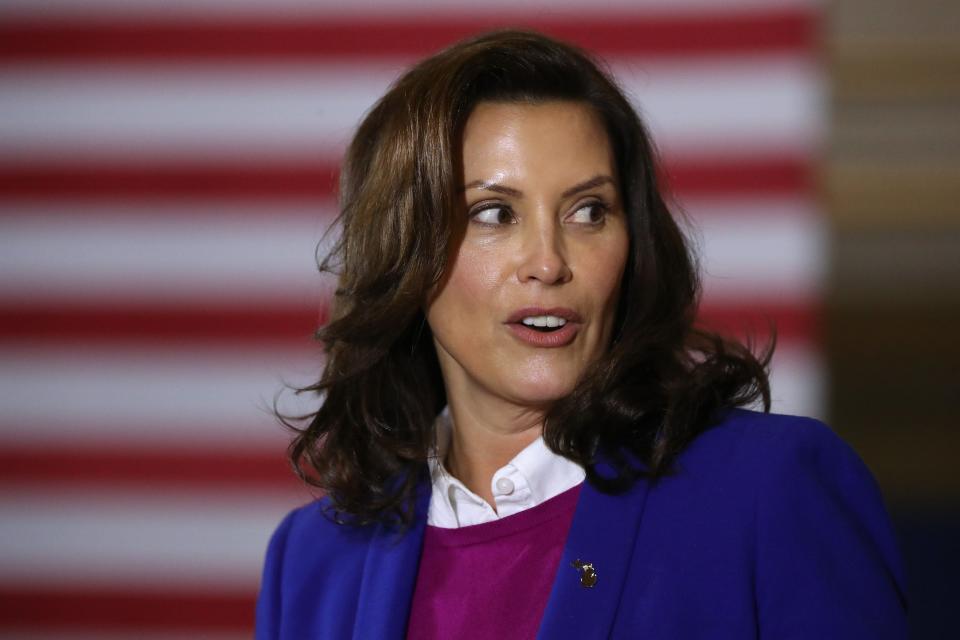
top-left (260, 497), bottom-right (385, 601)
top-left (270, 496), bottom-right (382, 560)
top-left (668, 407), bottom-right (865, 487)
top-left (699, 407), bottom-right (847, 456)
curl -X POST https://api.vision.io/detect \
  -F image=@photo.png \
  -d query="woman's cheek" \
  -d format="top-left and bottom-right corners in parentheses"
top-left (450, 242), bottom-right (507, 299)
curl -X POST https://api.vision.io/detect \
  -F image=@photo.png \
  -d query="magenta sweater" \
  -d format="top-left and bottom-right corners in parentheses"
top-left (405, 484), bottom-right (582, 639)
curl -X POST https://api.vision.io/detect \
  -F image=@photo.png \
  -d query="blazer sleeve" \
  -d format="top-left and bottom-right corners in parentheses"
top-left (255, 508), bottom-right (297, 640)
top-left (754, 418), bottom-right (909, 639)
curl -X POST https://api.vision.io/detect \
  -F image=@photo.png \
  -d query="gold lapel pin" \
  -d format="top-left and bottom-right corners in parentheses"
top-left (571, 559), bottom-right (597, 588)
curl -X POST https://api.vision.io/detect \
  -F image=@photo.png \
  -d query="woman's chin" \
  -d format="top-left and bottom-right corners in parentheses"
top-left (502, 373), bottom-right (580, 408)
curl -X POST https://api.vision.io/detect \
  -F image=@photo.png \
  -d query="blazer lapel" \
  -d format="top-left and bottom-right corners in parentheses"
top-left (537, 474), bottom-right (652, 639)
top-left (351, 473), bottom-right (431, 640)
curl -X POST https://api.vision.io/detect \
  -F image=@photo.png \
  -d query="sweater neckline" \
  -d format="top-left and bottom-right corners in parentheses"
top-left (423, 482), bottom-right (582, 547)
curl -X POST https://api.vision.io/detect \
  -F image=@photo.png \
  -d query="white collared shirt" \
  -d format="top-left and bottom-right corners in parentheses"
top-left (427, 409), bottom-right (586, 528)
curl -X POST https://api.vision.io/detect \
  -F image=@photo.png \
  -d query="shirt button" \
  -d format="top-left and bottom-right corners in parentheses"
top-left (495, 477), bottom-right (515, 496)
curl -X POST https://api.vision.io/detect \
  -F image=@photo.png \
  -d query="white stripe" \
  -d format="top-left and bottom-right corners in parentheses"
top-left (768, 340), bottom-right (825, 419)
top-left (0, 57), bottom-right (822, 161)
top-left (0, 203), bottom-right (337, 303)
top-left (732, 340), bottom-right (824, 420)
top-left (0, 487), bottom-right (305, 590)
top-left (0, 346), bottom-right (323, 445)
top-left (0, 0), bottom-right (821, 20)
top-left (612, 57), bottom-right (823, 156)
top-left (682, 197), bottom-right (827, 301)
top-left (0, 197), bottom-right (822, 303)
top-left (0, 338), bottom-right (823, 446)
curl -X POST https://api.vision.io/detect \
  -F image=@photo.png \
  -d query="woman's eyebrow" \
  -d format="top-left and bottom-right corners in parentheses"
top-left (460, 174), bottom-right (615, 198)
top-left (561, 175), bottom-right (616, 198)
top-left (461, 180), bottom-right (522, 197)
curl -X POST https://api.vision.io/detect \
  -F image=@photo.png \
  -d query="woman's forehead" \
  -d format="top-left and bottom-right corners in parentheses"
top-left (460, 101), bottom-right (615, 188)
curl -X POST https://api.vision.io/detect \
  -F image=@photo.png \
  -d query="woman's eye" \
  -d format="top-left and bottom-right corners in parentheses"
top-left (569, 201), bottom-right (608, 224)
top-left (471, 205), bottom-right (514, 225)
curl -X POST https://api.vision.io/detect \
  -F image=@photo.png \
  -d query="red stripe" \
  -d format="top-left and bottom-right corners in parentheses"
top-left (0, 302), bottom-right (328, 344)
top-left (662, 156), bottom-right (813, 198)
top-left (0, 586), bottom-right (253, 631)
top-left (0, 445), bottom-right (302, 490)
top-left (2, 301), bottom-right (816, 344)
top-left (0, 161), bottom-right (340, 202)
top-left (0, 155), bottom-right (811, 202)
top-left (0, 11), bottom-right (816, 62)
top-left (698, 301), bottom-right (820, 345)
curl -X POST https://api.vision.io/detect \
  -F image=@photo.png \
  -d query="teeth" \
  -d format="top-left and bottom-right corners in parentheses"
top-left (521, 315), bottom-right (567, 328)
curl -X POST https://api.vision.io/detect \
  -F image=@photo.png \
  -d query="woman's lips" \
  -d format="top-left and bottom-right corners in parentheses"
top-left (504, 307), bottom-right (582, 348)
top-left (506, 321), bottom-right (580, 347)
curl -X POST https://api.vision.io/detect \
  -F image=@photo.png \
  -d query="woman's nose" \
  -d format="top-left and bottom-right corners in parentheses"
top-left (516, 223), bottom-right (572, 285)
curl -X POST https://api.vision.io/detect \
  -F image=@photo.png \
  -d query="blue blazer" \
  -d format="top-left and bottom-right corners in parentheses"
top-left (256, 409), bottom-right (908, 638)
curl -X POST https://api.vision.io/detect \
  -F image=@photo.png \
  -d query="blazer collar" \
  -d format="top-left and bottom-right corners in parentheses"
top-left (351, 471), bottom-right (431, 640)
top-left (536, 471), bottom-right (652, 639)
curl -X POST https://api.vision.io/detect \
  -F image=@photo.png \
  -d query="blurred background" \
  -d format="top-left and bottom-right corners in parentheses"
top-left (828, 1), bottom-right (959, 637)
top-left (0, 0), bottom-right (955, 637)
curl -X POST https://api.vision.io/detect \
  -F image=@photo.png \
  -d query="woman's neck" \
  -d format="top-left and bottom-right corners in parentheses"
top-left (443, 397), bottom-right (544, 510)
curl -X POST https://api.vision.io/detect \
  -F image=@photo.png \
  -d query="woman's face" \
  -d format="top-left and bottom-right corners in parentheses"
top-left (426, 100), bottom-right (630, 410)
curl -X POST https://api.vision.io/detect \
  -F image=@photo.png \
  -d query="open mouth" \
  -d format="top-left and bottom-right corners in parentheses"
top-left (506, 310), bottom-right (580, 347)
top-left (520, 315), bottom-right (568, 333)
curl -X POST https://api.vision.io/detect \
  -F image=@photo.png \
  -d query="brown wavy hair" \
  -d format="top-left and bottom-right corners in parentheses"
top-left (282, 29), bottom-right (771, 526)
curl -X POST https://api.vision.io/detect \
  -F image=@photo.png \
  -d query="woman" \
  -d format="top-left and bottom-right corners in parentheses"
top-left (257, 30), bottom-right (907, 638)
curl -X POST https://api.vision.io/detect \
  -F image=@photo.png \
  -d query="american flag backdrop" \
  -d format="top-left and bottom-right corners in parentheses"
top-left (0, 0), bottom-right (825, 636)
